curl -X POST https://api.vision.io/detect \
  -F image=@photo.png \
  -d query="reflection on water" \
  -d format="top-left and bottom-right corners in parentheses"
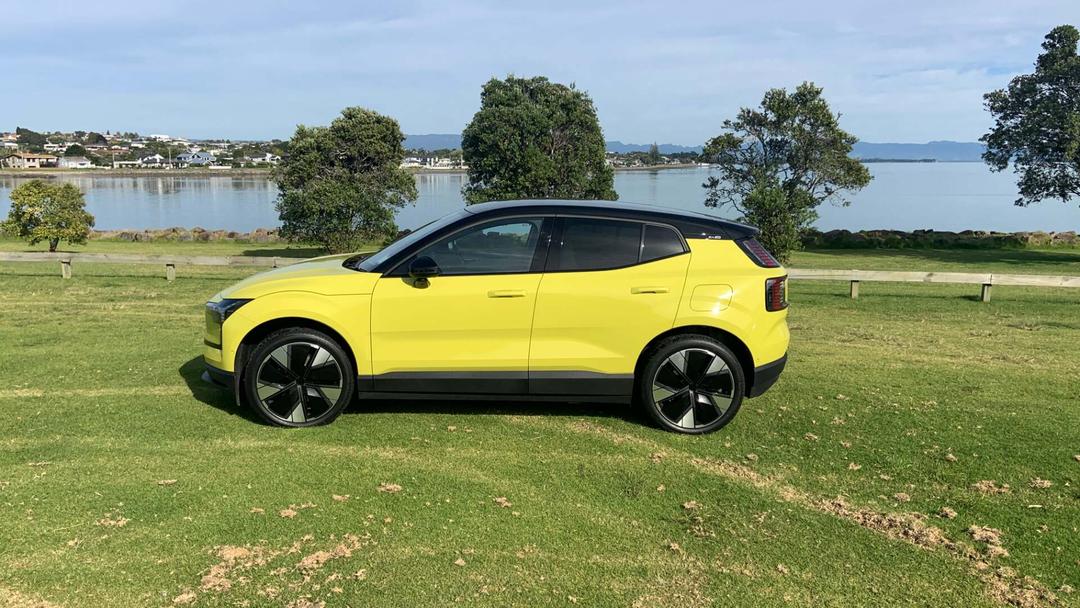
top-left (1, 165), bottom-right (1076, 232)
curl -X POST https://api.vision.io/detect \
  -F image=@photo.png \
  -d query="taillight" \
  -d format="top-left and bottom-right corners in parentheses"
top-left (765, 276), bottom-right (788, 311)
top-left (738, 238), bottom-right (781, 268)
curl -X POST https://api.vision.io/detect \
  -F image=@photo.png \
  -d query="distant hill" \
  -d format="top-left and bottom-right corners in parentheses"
top-left (603, 141), bottom-right (704, 154)
top-left (405, 134), bottom-right (987, 162)
top-left (403, 134), bottom-right (464, 151)
top-left (851, 141), bottom-right (985, 161)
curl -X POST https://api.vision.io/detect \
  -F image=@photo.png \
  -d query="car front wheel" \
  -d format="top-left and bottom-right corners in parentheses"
top-left (639, 336), bottom-right (745, 434)
top-left (243, 328), bottom-right (355, 427)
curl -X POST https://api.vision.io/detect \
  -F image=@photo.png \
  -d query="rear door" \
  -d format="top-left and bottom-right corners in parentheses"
top-left (528, 217), bottom-right (690, 396)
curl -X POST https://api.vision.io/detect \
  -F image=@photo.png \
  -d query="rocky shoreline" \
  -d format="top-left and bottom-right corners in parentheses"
top-left (803, 228), bottom-right (1079, 249)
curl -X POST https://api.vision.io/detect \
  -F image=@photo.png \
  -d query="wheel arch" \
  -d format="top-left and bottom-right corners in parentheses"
top-left (635, 325), bottom-right (756, 394)
top-left (235, 317), bottom-right (359, 380)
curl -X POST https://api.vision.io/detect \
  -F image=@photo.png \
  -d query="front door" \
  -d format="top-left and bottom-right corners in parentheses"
top-left (370, 216), bottom-right (549, 393)
top-left (529, 217), bottom-right (691, 396)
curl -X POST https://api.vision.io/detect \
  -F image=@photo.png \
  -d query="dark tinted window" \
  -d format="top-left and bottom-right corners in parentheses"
top-left (407, 217), bottom-right (544, 275)
top-left (551, 217), bottom-right (642, 271)
top-left (641, 224), bottom-right (685, 262)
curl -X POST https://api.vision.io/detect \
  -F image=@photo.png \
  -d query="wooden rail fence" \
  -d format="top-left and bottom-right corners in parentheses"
top-left (3, 251), bottom-right (1080, 302)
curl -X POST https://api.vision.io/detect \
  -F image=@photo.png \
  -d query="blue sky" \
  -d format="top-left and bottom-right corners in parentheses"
top-left (3, 0), bottom-right (1077, 145)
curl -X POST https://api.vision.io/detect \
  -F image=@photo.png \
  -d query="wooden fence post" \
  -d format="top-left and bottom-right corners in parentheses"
top-left (165, 263), bottom-right (176, 282)
top-left (60, 259), bottom-right (72, 279)
top-left (850, 279), bottom-right (860, 299)
top-left (980, 283), bottom-right (992, 302)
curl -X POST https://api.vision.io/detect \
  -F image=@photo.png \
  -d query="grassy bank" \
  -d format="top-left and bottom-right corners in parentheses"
top-left (0, 249), bottom-right (1077, 607)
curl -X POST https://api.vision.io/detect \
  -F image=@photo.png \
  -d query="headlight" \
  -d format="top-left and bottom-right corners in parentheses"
top-left (204, 298), bottom-right (251, 348)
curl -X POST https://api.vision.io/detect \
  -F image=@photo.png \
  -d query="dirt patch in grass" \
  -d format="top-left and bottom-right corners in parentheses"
top-left (0, 587), bottom-right (62, 608)
top-left (183, 532), bottom-right (375, 605)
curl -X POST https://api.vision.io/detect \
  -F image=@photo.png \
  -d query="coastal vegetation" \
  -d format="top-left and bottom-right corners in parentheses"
top-left (461, 76), bottom-right (616, 203)
top-left (0, 245), bottom-right (1077, 607)
top-left (702, 82), bottom-right (872, 263)
top-left (1, 179), bottom-right (95, 252)
top-left (272, 107), bottom-right (417, 253)
top-left (982, 25), bottom-right (1080, 207)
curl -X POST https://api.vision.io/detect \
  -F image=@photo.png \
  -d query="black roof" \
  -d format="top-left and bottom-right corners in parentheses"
top-left (464, 199), bottom-right (758, 240)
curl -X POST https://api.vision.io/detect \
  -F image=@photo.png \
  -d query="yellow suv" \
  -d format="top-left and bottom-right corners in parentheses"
top-left (204, 200), bottom-right (789, 434)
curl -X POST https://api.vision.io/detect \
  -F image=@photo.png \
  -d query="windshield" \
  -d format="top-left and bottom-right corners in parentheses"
top-left (346, 209), bottom-right (472, 272)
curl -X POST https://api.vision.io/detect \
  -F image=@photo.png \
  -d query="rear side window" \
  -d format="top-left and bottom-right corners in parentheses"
top-left (641, 224), bottom-right (685, 262)
top-left (550, 217), bottom-right (641, 271)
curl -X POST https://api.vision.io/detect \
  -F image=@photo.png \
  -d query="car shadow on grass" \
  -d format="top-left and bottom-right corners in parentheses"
top-left (179, 356), bottom-right (644, 427)
top-left (178, 356), bottom-right (263, 423)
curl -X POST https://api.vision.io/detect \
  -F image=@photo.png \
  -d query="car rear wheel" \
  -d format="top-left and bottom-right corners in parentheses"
top-left (243, 328), bottom-right (355, 427)
top-left (639, 335), bottom-right (745, 434)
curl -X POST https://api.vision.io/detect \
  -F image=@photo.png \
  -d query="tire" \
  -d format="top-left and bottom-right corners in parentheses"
top-left (638, 335), bottom-right (745, 434)
top-left (242, 328), bottom-right (355, 427)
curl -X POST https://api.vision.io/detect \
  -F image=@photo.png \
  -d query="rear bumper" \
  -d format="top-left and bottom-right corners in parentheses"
top-left (202, 363), bottom-right (235, 390)
top-left (748, 354), bottom-right (786, 398)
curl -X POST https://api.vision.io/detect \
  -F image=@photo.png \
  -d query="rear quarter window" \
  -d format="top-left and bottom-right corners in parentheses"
top-left (641, 224), bottom-right (686, 262)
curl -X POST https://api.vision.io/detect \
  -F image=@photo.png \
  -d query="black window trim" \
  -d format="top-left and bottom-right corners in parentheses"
top-left (543, 214), bottom-right (689, 274)
top-left (384, 215), bottom-right (554, 278)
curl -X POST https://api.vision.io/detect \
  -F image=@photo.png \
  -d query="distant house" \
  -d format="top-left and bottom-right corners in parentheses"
top-left (112, 160), bottom-right (142, 169)
top-left (1, 141), bottom-right (17, 150)
top-left (43, 143), bottom-right (67, 153)
top-left (58, 156), bottom-right (93, 169)
top-left (140, 154), bottom-right (167, 167)
top-left (245, 152), bottom-right (281, 165)
top-left (176, 151), bottom-right (216, 167)
top-left (3, 152), bottom-right (59, 169)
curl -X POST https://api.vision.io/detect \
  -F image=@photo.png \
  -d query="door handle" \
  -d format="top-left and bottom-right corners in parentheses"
top-left (488, 289), bottom-right (527, 298)
top-left (631, 286), bottom-right (669, 294)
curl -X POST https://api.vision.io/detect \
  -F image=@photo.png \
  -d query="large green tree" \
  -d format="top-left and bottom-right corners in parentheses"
top-left (1, 180), bottom-right (95, 252)
top-left (702, 82), bottom-right (871, 262)
top-left (982, 25), bottom-right (1080, 206)
top-left (461, 76), bottom-right (616, 203)
top-left (272, 107), bottom-right (418, 253)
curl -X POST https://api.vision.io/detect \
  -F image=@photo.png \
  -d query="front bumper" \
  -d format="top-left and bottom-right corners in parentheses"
top-left (748, 354), bottom-right (787, 398)
top-left (202, 363), bottom-right (235, 390)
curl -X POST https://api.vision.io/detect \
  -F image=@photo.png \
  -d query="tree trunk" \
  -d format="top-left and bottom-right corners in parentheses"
top-left (49, 238), bottom-right (59, 252)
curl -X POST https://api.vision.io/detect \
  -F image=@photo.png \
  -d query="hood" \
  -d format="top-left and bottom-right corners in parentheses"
top-left (214, 254), bottom-right (380, 299)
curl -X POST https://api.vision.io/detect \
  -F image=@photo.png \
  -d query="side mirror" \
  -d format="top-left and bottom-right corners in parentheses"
top-left (408, 256), bottom-right (441, 279)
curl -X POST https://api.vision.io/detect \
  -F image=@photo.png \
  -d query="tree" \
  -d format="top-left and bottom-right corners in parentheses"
top-left (85, 132), bottom-right (107, 146)
top-left (647, 142), bottom-right (661, 165)
top-left (701, 82), bottom-right (871, 262)
top-left (461, 76), bottom-right (616, 203)
top-left (16, 127), bottom-right (47, 151)
top-left (1, 180), bottom-right (95, 252)
top-left (982, 25), bottom-right (1080, 206)
top-left (64, 144), bottom-right (88, 157)
top-left (272, 107), bottom-right (418, 253)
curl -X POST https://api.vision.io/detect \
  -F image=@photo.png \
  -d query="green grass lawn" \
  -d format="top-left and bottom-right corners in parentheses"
top-left (0, 250), bottom-right (1077, 607)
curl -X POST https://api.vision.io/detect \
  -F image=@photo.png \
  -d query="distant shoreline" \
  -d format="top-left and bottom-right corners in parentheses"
top-left (1, 163), bottom-right (704, 179)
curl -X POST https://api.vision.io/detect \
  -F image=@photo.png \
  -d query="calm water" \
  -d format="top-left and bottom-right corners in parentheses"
top-left (1, 164), bottom-right (1076, 233)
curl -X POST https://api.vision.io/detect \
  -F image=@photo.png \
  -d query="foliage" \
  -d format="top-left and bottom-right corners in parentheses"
top-left (982, 25), bottom-right (1080, 206)
top-left (64, 144), bottom-right (88, 157)
top-left (647, 143), bottom-right (661, 165)
top-left (740, 182), bottom-right (814, 263)
top-left (1, 180), bottom-right (95, 251)
top-left (15, 127), bottom-right (47, 151)
top-left (86, 132), bottom-right (108, 146)
top-left (461, 76), bottom-right (616, 203)
top-left (702, 82), bottom-right (871, 260)
top-left (272, 107), bottom-right (418, 253)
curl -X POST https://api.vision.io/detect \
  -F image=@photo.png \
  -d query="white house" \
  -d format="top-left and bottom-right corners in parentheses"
top-left (59, 156), bottom-right (93, 169)
top-left (140, 154), bottom-right (167, 167)
top-left (246, 152), bottom-right (281, 165)
top-left (175, 151), bottom-right (216, 166)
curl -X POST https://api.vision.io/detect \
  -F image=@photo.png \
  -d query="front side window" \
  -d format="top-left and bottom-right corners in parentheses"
top-left (405, 217), bottom-right (545, 275)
